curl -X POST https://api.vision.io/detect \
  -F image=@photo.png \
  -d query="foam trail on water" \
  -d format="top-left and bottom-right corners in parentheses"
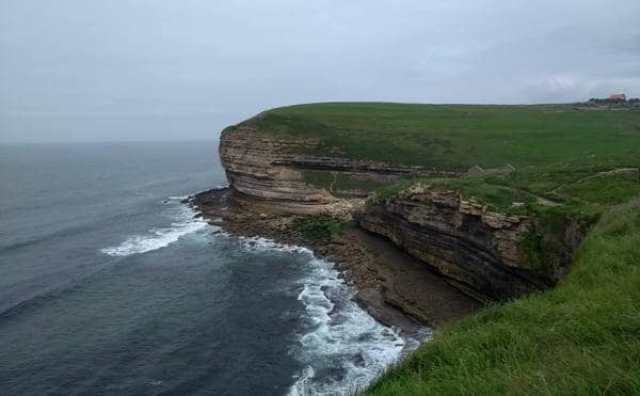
top-left (235, 236), bottom-right (313, 255)
top-left (101, 205), bottom-right (209, 257)
top-left (287, 256), bottom-right (408, 396)
top-left (226, 236), bottom-right (417, 396)
top-left (167, 195), bottom-right (189, 201)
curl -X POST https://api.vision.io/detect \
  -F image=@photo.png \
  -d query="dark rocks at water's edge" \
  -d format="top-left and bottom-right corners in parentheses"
top-left (189, 188), bottom-right (480, 335)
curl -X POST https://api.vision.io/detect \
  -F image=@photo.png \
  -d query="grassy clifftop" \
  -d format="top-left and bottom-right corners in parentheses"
top-left (242, 102), bottom-right (640, 171)
top-left (243, 102), bottom-right (639, 220)
top-left (238, 103), bottom-right (640, 393)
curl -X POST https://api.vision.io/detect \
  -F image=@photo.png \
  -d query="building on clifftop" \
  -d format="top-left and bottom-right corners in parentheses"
top-left (608, 93), bottom-right (626, 102)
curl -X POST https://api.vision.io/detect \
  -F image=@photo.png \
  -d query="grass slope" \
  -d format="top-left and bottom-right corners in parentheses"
top-left (364, 198), bottom-right (640, 395)
top-left (245, 102), bottom-right (640, 171)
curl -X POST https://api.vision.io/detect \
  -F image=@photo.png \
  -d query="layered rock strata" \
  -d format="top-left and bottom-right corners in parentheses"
top-left (219, 121), bottom-right (585, 302)
top-left (357, 186), bottom-right (583, 301)
top-left (219, 124), bottom-right (458, 214)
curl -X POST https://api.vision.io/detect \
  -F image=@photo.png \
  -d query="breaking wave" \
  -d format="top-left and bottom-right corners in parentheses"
top-left (100, 205), bottom-right (209, 257)
top-left (287, 257), bottom-right (407, 396)
top-left (228, 235), bottom-right (413, 395)
top-left (235, 236), bottom-right (313, 255)
top-left (100, 205), bottom-right (424, 394)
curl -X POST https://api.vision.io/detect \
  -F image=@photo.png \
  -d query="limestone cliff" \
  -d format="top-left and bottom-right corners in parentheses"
top-left (220, 123), bottom-right (333, 212)
top-left (219, 119), bottom-right (456, 214)
top-left (219, 115), bottom-right (588, 302)
top-left (357, 185), bottom-right (585, 301)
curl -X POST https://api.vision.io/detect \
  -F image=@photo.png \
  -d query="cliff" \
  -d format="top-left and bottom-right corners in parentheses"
top-left (357, 185), bottom-right (586, 301)
top-left (217, 103), bottom-right (639, 301)
top-left (220, 123), bottom-right (336, 212)
top-left (219, 124), bottom-right (585, 301)
top-left (220, 118), bottom-right (456, 215)
top-left (212, 102), bottom-right (640, 394)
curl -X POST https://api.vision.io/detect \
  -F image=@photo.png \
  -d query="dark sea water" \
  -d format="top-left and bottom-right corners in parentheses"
top-left (0, 142), bottom-right (407, 396)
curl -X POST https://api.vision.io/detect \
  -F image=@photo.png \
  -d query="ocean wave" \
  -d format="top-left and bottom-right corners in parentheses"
top-left (211, 183), bottom-right (229, 190)
top-left (167, 195), bottom-right (190, 201)
top-left (215, 233), bottom-right (418, 395)
top-left (287, 257), bottom-right (409, 396)
top-left (100, 206), bottom-right (209, 257)
top-left (210, 231), bottom-right (412, 396)
top-left (235, 236), bottom-right (313, 255)
top-left (0, 221), bottom-right (99, 254)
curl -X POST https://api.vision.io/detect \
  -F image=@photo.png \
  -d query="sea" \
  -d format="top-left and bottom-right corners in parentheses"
top-left (0, 141), bottom-right (413, 396)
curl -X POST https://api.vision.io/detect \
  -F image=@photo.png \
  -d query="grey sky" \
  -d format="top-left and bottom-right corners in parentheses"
top-left (1, 0), bottom-right (639, 143)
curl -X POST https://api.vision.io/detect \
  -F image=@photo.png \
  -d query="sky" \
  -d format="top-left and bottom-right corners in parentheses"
top-left (1, 0), bottom-right (639, 143)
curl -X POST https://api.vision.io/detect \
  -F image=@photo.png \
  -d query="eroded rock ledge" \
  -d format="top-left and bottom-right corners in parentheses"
top-left (218, 121), bottom-right (587, 302)
top-left (220, 123), bottom-right (458, 214)
top-left (357, 186), bottom-right (585, 301)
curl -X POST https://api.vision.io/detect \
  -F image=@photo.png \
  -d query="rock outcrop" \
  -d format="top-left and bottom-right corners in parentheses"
top-left (219, 118), bottom-right (587, 302)
top-left (357, 185), bottom-right (584, 301)
top-left (220, 124), bottom-right (333, 213)
top-left (220, 122), bottom-right (457, 214)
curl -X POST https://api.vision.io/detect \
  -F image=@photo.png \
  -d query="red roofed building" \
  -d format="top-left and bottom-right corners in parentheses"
top-left (608, 93), bottom-right (626, 102)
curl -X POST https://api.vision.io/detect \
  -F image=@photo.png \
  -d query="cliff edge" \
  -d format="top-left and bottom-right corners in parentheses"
top-left (211, 102), bottom-right (640, 394)
top-left (217, 103), bottom-right (639, 302)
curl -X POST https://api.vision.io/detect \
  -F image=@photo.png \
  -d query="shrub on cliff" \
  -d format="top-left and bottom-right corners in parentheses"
top-left (293, 216), bottom-right (347, 241)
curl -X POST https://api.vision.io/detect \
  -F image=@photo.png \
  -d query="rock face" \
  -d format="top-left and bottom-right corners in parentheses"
top-left (220, 124), bottom-right (332, 213)
top-left (357, 186), bottom-right (582, 301)
top-left (219, 120), bottom-right (585, 302)
top-left (219, 122), bottom-right (457, 214)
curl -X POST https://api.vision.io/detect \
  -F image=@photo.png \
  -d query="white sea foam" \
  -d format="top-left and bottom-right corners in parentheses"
top-left (102, 203), bottom-right (423, 393)
top-left (235, 236), bottom-right (313, 255)
top-left (101, 206), bottom-right (209, 257)
top-left (288, 366), bottom-right (316, 396)
top-left (219, 233), bottom-right (422, 395)
top-left (286, 255), bottom-right (417, 396)
top-left (167, 195), bottom-right (189, 201)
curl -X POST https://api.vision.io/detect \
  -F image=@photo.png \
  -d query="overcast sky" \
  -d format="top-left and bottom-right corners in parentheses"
top-left (1, 0), bottom-right (639, 143)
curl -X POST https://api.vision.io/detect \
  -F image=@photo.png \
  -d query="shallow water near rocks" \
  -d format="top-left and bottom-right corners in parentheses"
top-left (0, 142), bottom-right (423, 395)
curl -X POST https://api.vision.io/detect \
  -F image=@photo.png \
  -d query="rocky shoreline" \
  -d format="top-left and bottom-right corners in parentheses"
top-left (189, 187), bottom-right (481, 338)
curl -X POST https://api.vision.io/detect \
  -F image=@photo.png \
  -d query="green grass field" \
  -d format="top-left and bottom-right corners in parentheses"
top-left (241, 103), bottom-right (640, 395)
top-left (246, 101), bottom-right (640, 223)
top-left (244, 102), bottom-right (639, 211)
top-left (244, 102), bottom-right (640, 171)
